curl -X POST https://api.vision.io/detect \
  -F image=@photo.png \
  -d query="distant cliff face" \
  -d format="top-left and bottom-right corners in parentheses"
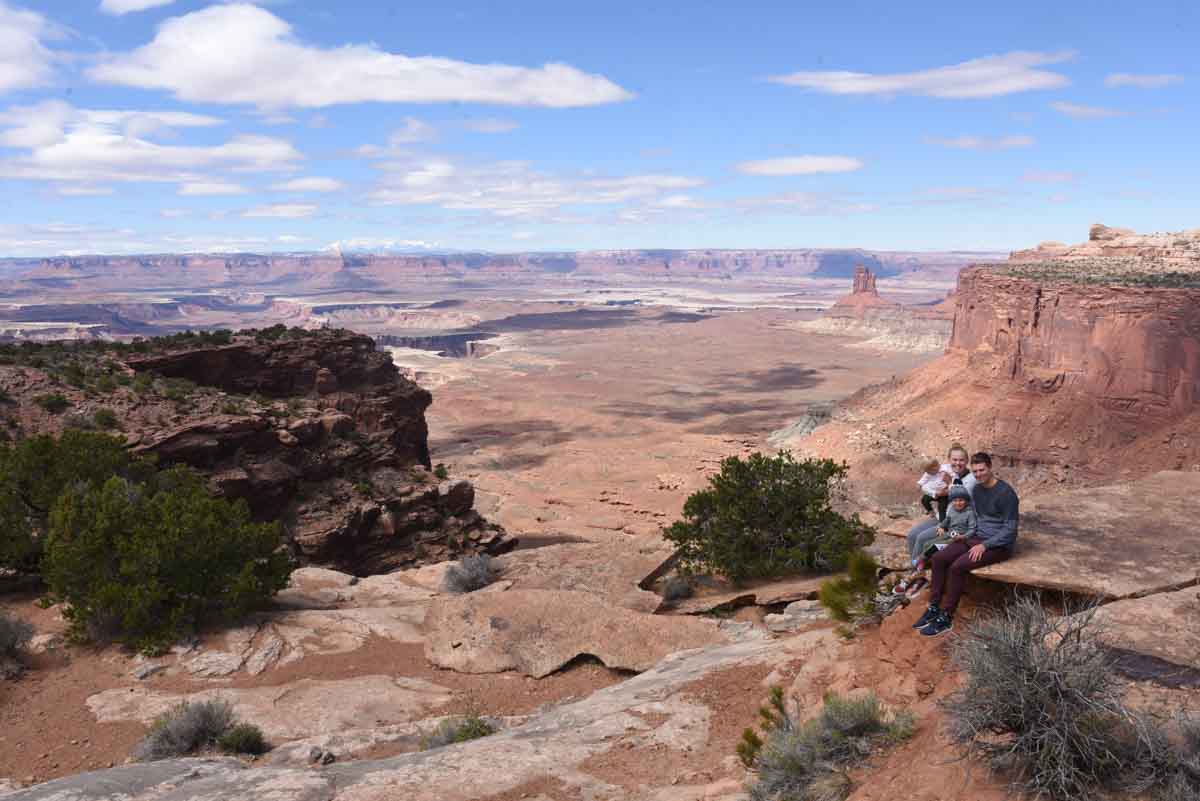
top-left (949, 268), bottom-right (1200, 422)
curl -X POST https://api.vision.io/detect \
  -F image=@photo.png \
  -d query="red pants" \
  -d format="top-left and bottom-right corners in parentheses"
top-left (928, 538), bottom-right (1011, 614)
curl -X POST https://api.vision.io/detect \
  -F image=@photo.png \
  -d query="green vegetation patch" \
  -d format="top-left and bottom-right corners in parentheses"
top-left (663, 452), bottom-right (874, 583)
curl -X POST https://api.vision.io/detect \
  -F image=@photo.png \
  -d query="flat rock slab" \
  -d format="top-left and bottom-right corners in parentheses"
top-left (670, 574), bottom-right (831, 615)
top-left (971, 472), bottom-right (1200, 599)
top-left (87, 675), bottom-right (453, 741)
top-left (14, 630), bottom-right (821, 801)
top-left (424, 588), bottom-right (727, 678)
top-left (495, 541), bottom-right (670, 613)
top-left (1088, 587), bottom-right (1200, 675)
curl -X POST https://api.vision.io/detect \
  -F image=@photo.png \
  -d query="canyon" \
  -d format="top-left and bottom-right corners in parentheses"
top-left (2, 226), bottom-right (1199, 801)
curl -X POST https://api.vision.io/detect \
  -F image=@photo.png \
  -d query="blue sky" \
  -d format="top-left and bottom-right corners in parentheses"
top-left (0, 0), bottom-right (1195, 256)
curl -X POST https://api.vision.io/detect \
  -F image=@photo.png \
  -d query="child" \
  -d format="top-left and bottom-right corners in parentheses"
top-left (896, 485), bottom-right (976, 595)
top-left (916, 458), bottom-right (950, 519)
top-left (918, 485), bottom-right (977, 567)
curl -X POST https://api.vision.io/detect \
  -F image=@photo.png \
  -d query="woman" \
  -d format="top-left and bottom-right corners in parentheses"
top-left (904, 444), bottom-right (975, 568)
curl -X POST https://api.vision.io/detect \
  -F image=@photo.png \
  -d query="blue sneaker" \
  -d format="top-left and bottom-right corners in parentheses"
top-left (912, 604), bottom-right (940, 629)
top-left (919, 612), bottom-right (953, 637)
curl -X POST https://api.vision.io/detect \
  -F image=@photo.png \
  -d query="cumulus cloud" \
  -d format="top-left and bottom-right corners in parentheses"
top-left (0, 2), bottom-right (57, 95)
top-left (271, 176), bottom-right (345, 193)
top-left (89, 4), bottom-right (633, 109)
top-left (770, 51), bottom-right (1074, 99)
top-left (0, 100), bottom-right (299, 193)
top-left (1105, 73), bottom-right (1183, 89)
top-left (99, 0), bottom-right (175, 15)
top-left (924, 134), bottom-right (1035, 150)
top-left (243, 203), bottom-right (318, 218)
top-left (1049, 101), bottom-right (1127, 119)
top-left (735, 156), bottom-right (863, 176)
top-left (178, 181), bottom-right (248, 196)
top-left (369, 156), bottom-right (703, 220)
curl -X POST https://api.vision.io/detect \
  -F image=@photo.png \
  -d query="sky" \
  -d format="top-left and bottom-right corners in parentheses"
top-left (0, 0), bottom-right (1196, 256)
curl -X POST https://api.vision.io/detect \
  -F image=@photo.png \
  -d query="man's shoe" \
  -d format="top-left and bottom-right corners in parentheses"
top-left (912, 604), bottom-right (940, 629)
top-left (919, 612), bottom-right (953, 637)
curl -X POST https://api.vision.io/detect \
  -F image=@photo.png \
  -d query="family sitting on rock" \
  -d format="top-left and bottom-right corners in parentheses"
top-left (898, 445), bottom-right (1020, 637)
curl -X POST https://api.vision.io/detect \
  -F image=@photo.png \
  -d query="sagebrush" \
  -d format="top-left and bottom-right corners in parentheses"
top-left (663, 452), bottom-right (875, 583)
top-left (0, 611), bottom-right (34, 659)
top-left (742, 688), bottom-right (914, 801)
top-left (443, 554), bottom-right (497, 594)
top-left (420, 714), bottom-right (497, 750)
top-left (945, 595), bottom-right (1198, 801)
top-left (817, 550), bottom-right (880, 622)
top-left (133, 700), bottom-right (237, 761)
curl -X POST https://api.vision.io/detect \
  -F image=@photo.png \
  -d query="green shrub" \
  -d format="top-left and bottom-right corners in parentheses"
top-left (818, 551), bottom-right (880, 622)
top-left (43, 466), bottom-right (292, 653)
top-left (218, 722), bottom-right (268, 755)
top-left (94, 374), bottom-right (117, 393)
top-left (34, 393), bottom-right (70, 414)
top-left (132, 373), bottom-right (154, 395)
top-left (743, 688), bottom-right (914, 801)
top-left (663, 452), bottom-right (874, 583)
top-left (433, 463), bottom-right (449, 480)
top-left (133, 700), bottom-right (235, 761)
top-left (944, 595), bottom-right (1191, 801)
top-left (419, 714), bottom-right (497, 750)
top-left (92, 408), bottom-right (120, 429)
top-left (0, 431), bottom-right (147, 573)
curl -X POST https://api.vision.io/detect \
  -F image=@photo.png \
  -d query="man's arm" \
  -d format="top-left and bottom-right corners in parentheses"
top-left (981, 487), bottom-right (1019, 549)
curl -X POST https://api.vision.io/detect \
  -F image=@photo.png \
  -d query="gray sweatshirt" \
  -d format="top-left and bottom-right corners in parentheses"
top-left (971, 479), bottom-right (1020, 550)
top-left (940, 505), bottom-right (977, 538)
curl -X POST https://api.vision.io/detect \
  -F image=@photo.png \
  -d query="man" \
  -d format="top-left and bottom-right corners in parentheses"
top-left (915, 451), bottom-right (1018, 637)
top-left (904, 445), bottom-right (975, 565)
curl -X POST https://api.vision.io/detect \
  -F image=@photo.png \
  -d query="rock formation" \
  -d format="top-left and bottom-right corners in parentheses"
top-left (794, 265), bottom-right (953, 353)
top-left (782, 224), bottom-right (1200, 497)
top-left (0, 330), bottom-right (513, 574)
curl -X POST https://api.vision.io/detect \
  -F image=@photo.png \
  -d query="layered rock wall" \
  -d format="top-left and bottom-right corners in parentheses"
top-left (949, 268), bottom-right (1200, 422)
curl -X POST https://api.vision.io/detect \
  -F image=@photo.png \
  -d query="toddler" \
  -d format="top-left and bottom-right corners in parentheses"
top-left (916, 485), bottom-right (977, 568)
top-left (916, 458), bottom-right (950, 519)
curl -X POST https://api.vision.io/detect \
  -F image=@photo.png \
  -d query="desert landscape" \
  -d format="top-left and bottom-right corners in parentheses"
top-left (1, 2), bottom-right (1198, 799)
top-left (0, 224), bottom-right (1198, 801)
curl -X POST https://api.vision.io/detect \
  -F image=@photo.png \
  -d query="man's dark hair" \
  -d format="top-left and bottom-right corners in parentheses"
top-left (970, 452), bottom-right (993, 467)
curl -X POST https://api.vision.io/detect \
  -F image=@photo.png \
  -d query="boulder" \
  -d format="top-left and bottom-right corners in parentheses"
top-left (1087, 587), bottom-right (1200, 680)
top-left (437, 479), bottom-right (474, 516)
top-left (764, 600), bottom-right (829, 633)
top-left (424, 589), bottom-right (727, 678)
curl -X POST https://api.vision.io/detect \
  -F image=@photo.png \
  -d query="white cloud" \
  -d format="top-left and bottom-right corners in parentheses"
top-left (770, 50), bottom-right (1074, 99)
top-left (735, 156), bottom-right (863, 176)
top-left (55, 185), bottom-right (115, 196)
top-left (653, 194), bottom-right (706, 209)
top-left (1049, 101), bottom-right (1127, 119)
top-left (0, 2), bottom-right (57, 95)
top-left (99, 0), bottom-right (175, 15)
top-left (464, 118), bottom-right (519, 134)
top-left (89, 3), bottom-right (633, 109)
top-left (388, 117), bottom-right (437, 144)
top-left (1021, 170), bottom-right (1079, 184)
top-left (271, 176), bottom-right (345, 193)
top-left (159, 208), bottom-right (190, 218)
top-left (368, 156), bottom-right (704, 220)
top-left (0, 100), bottom-right (298, 191)
top-left (276, 234), bottom-right (307, 243)
top-left (1105, 73), bottom-right (1183, 89)
top-left (178, 181), bottom-right (248, 196)
top-left (325, 237), bottom-right (437, 252)
top-left (243, 203), bottom-right (318, 218)
top-left (511, 231), bottom-right (535, 240)
top-left (924, 134), bottom-right (1035, 150)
